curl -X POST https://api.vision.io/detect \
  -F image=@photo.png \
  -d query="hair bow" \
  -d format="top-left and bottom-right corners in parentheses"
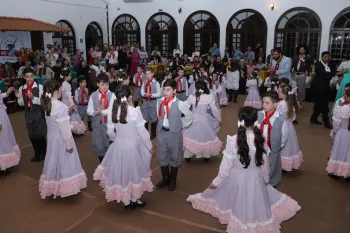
top-left (121, 96), bottom-right (127, 103)
top-left (119, 69), bottom-right (123, 72)
top-left (271, 81), bottom-right (275, 85)
top-left (45, 92), bottom-right (52, 98)
top-left (288, 91), bottom-right (294, 95)
top-left (198, 89), bottom-right (204, 93)
top-left (118, 78), bottom-right (123, 82)
top-left (60, 75), bottom-right (64, 79)
top-left (238, 120), bottom-right (245, 127)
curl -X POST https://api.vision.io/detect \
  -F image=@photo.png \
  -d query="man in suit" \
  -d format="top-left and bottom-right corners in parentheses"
top-left (310, 51), bottom-right (335, 129)
top-left (271, 47), bottom-right (292, 81)
top-left (292, 45), bottom-right (313, 104)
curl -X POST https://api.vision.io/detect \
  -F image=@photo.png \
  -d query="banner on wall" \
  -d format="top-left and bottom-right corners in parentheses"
top-left (0, 31), bottom-right (32, 63)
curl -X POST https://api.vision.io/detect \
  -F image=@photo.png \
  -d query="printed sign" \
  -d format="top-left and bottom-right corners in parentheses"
top-left (0, 31), bottom-right (32, 63)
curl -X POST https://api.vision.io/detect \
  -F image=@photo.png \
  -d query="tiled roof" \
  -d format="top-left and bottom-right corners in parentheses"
top-left (0, 16), bottom-right (70, 32)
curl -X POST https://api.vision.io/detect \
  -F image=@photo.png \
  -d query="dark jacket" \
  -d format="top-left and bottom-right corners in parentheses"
top-left (312, 62), bottom-right (335, 91)
top-left (292, 55), bottom-right (313, 73)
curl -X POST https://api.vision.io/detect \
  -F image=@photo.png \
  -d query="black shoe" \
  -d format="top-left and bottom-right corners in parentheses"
top-left (324, 122), bottom-right (332, 129)
top-left (0, 170), bottom-right (12, 175)
top-left (293, 120), bottom-right (298, 124)
top-left (185, 158), bottom-right (191, 163)
top-left (31, 155), bottom-right (41, 162)
top-left (233, 100), bottom-right (238, 103)
top-left (133, 200), bottom-right (146, 208)
top-left (87, 121), bottom-right (93, 131)
top-left (328, 173), bottom-right (339, 179)
top-left (203, 158), bottom-right (210, 162)
top-left (345, 177), bottom-right (350, 182)
top-left (168, 167), bottom-right (178, 191)
top-left (156, 166), bottom-right (170, 188)
top-left (124, 202), bottom-right (136, 209)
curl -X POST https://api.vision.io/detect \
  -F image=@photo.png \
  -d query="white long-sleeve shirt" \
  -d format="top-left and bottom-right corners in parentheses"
top-left (156, 97), bottom-right (193, 128)
top-left (87, 90), bottom-right (115, 116)
top-left (141, 79), bottom-right (161, 98)
top-left (17, 82), bottom-right (43, 107)
top-left (261, 110), bottom-right (289, 148)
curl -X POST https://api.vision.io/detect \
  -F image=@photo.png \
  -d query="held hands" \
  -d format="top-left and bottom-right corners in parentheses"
top-left (208, 183), bottom-right (217, 189)
top-left (94, 108), bottom-right (102, 115)
top-left (66, 148), bottom-right (73, 153)
top-left (15, 91), bottom-right (22, 98)
top-left (28, 91), bottom-right (34, 100)
top-left (6, 87), bottom-right (14, 95)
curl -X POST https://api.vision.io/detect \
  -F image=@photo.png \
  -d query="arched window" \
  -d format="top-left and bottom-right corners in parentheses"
top-left (146, 12), bottom-right (178, 55)
top-left (184, 11), bottom-right (219, 55)
top-left (275, 7), bottom-right (322, 59)
top-left (112, 14), bottom-right (140, 46)
top-left (85, 22), bottom-right (103, 51)
top-left (329, 7), bottom-right (350, 62)
top-left (53, 20), bottom-right (76, 56)
top-left (226, 9), bottom-right (267, 57)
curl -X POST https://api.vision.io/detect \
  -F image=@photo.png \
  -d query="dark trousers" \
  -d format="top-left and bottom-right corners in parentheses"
top-left (311, 89), bottom-right (330, 123)
top-left (227, 89), bottom-right (239, 102)
top-left (239, 78), bottom-right (247, 94)
top-left (30, 136), bottom-right (47, 159)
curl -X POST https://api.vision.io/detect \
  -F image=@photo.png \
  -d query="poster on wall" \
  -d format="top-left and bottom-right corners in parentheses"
top-left (0, 31), bottom-right (32, 63)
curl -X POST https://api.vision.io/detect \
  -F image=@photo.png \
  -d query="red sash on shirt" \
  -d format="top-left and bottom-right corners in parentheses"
top-left (99, 90), bottom-right (108, 123)
top-left (158, 96), bottom-right (175, 119)
top-left (144, 79), bottom-right (153, 102)
top-left (260, 109), bottom-right (276, 149)
top-left (343, 98), bottom-right (349, 106)
top-left (25, 81), bottom-right (34, 108)
top-left (177, 76), bottom-right (183, 92)
top-left (274, 56), bottom-right (283, 78)
top-left (136, 73), bottom-right (143, 87)
top-left (80, 87), bottom-right (88, 106)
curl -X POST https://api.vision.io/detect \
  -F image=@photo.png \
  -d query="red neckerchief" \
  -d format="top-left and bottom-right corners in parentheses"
top-left (200, 71), bottom-right (204, 76)
top-left (177, 75), bottom-right (183, 92)
top-left (144, 78), bottom-right (153, 102)
top-left (110, 51), bottom-right (115, 59)
top-left (98, 90), bottom-right (108, 123)
top-left (343, 98), bottom-right (349, 106)
top-left (136, 73), bottom-right (143, 87)
top-left (25, 81), bottom-right (35, 108)
top-left (274, 56), bottom-right (283, 77)
top-left (80, 87), bottom-right (88, 106)
top-left (212, 79), bottom-right (216, 85)
top-left (260, 109), bottom-right (276, 149)
top-left (158, 96), bottom-right (175, 119)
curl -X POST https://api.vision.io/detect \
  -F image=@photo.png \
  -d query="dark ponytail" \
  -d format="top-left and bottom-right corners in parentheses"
top-left (280, 84), bottom-right (299, 119)
top-left (194, 80), bottom-right (210, 108)
top-left (237, 106), bottom-right (266, 168)
top-left (59, 69), bottom-right (70, 84)
top-left (41, 80), bottom-right (61, 116)
top-left (218, 72), bottom-right (224, 84)
top-left (112, 85), bottom-right (131, 124)
top-left (270, 77), bottom-right (279, 92)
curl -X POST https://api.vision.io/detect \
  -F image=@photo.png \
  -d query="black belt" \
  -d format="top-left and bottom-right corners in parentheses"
top-left (79, 103), bottom-right (88, 106)
top-left (177, 90), bottom-right (185, 93)
top-left (144, 97), bottom-right (157, 100)
top-left (162, 126), bottom-right (170, 131)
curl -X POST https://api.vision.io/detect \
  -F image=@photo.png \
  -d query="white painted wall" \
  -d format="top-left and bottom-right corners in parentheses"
top-left (0, 0), bottom-right (108, 58)
top-left (108, 0), bottom-right (350, 57)
top-left (0, 0), bottom-right (349, 59)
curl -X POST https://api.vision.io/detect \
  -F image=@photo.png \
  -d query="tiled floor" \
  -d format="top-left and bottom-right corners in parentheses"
top-left (1, 99), bottom-right (350, 233)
